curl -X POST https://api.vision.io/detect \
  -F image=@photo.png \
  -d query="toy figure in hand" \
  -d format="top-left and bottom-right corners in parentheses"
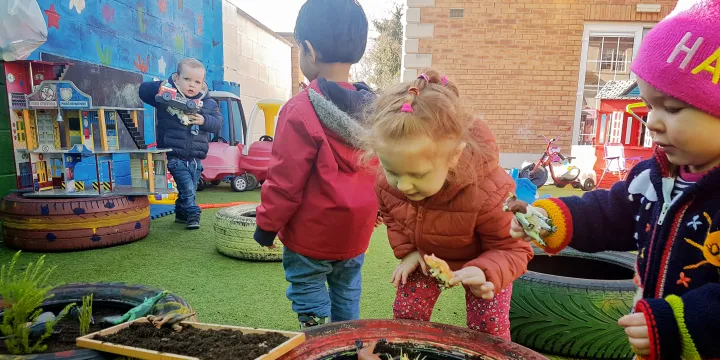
top-left (503, 192), bottom-right (556, 247)
top-left (155, 79), bottom-right (204, 135)
top-left (423, 254), bottom-right (456, 290)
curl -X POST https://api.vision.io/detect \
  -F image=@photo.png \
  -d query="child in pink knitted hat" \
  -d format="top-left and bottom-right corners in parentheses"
top-left (510, 0), bottom-right (720, 358)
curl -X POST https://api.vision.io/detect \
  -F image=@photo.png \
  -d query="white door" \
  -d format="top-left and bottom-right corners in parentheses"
top-left (36, 112), bottom-right (55, 151)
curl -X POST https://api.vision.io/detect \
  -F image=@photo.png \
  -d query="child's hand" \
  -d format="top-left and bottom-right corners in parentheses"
top-left (374, 214), bottom-right (383, 228)
top-left (509, 207), bottom-right (548, 242)
top-left (618, 313), bottom-right (650, 356)
top-left (357, 341), bottom-right (382, 360)
top-left (391, 251), bottom-right (427, 287)
top-left (450, 266), bottom-right (494, 299)
top-left (189, 113), bottom-right (205, 126)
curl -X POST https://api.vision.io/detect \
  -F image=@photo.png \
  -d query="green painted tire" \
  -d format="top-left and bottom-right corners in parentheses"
top-left (213, 204), bottom-right (283, 261)
top-left (510, 247), bottom-right (637, 359)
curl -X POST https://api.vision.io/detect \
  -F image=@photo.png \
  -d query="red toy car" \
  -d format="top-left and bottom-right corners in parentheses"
top-left (154, 81), bottom-right (202, 114)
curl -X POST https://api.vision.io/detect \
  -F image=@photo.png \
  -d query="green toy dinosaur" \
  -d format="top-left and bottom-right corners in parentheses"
top-left (104, 290), bottom-right (170, 325)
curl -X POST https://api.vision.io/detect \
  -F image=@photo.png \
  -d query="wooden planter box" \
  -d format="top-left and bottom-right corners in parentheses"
top-left (76, 317), bottom-right (305, 360)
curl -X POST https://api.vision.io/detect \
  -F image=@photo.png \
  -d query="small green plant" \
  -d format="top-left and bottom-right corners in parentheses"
top-left (79, 293), bottom-right (93, 336)
top-left (0, 251), bottom-right (73, 355)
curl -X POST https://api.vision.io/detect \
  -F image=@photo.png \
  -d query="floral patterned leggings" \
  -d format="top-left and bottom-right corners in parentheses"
top-left (393, 271), bottom-right (512, 340)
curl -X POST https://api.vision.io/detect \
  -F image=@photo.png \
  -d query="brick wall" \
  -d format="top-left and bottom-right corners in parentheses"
top-left (222, 0), bottom-right (292, 140)
top-left (278, 33), bottom-right (304, 97)
top-left (404, 0), bottom-right (677, 165)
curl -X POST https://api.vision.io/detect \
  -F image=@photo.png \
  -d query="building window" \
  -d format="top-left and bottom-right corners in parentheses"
top-left (573, 24), bottom-right (654, 145)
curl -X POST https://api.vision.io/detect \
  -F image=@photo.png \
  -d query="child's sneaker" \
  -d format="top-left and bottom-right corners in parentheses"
top-left (298, 314), bottom-right (326, 329)
top-left (175, 211), bottom-right (187, 224)
top-left (186, 214), bottom-right (200, 230)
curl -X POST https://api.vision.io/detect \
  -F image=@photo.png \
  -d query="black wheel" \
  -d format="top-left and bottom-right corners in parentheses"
top-left (259, 135), bottom-right (273, 142)
top-left (186, 99), bottom-right (197, 109)
top-left (161, 92), bottom-right (172, 101)
top-left (211, 180), bottom-right (221, 186)
top-left (571, 183), bottom-right (581, 189)
top-left (245, 173), bottom-right (259, 191)
top-left (211, 136), bottom-right (228, 143)
top-left (231, 175), bottom-right (248, 192)
top-left (582, 178), bottom-right (596, 191)
top-left (197, 178), bottom-right (205, 192)
top-left (519, 164), bottom-right (548, 188)
top-left (510, 247), bottom-right (637, 359)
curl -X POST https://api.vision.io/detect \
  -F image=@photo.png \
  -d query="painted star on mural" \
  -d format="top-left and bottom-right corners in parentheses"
top-left (158, 56), bottom-right (167, 75)
top-left (44, 4), bottom-right (61, 29)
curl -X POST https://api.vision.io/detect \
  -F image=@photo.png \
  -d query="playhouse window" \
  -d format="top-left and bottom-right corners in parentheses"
top-left (16, 120), bottom-right (25, 142)
top-left (573, 23), bottom-right (654, 145)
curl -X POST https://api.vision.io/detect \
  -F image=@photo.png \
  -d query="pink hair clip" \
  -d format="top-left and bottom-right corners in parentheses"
top-left (441, 75), bottom-right (448, 85)
top-left (401, 103), bottom-right (414, 113)
top-left (418, 73), bottom-right (430, 82)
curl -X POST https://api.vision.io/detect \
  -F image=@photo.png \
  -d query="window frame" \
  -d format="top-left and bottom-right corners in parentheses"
top-left (571, 23), bottom-right (657, 145)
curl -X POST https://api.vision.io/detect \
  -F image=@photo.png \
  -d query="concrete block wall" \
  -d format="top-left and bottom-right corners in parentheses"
top-left (222, 0), bottom-right (292, 142)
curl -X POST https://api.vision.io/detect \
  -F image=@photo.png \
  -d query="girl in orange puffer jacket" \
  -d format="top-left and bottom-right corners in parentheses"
top-left (363, 70), bottom-right (533, 340)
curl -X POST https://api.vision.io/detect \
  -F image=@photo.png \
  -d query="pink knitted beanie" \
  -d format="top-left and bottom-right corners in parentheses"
top-left (631, 0), bottom-right (720, 118)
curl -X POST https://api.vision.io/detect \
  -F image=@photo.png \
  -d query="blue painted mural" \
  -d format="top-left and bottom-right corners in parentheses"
top-left (20, 0), bottom-right (224, 186)
top-left (32, 0), bottom-right (224, 143)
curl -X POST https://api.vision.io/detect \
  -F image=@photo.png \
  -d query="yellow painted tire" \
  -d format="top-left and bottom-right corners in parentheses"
top-left (0, 193), bottom-right (150, 252)
top-left (213, 204), bottom-right (283, 261)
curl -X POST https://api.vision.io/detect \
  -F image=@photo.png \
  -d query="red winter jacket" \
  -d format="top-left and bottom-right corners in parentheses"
top-left (254, 78), bottom-right (378, 260)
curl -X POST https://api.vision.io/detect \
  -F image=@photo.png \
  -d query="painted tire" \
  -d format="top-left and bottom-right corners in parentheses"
top-left (213, 204), bottom-right (283, 261)
top-left (280, 319), bottom-right (547, 359)
top-left (510, 247), bottom-right (637, 359)
top-left (0, 282), bottom-right (196, 359)
top-left (0, 193), bottom-right (150, 252)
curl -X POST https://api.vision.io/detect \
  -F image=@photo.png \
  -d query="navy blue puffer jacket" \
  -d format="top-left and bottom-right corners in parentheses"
top-left (139, 76), bottom-right (223, 160)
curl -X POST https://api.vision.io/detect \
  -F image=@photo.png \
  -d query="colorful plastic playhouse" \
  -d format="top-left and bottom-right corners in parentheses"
top-left (5, 61), bottom-right (175, 198)
top-left (593, 80), bottom-right (653, 188)
top-left (201, 96), bottom-right (282, 192)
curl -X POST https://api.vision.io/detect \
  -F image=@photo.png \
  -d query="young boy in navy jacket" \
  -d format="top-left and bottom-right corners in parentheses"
top-left (139, 58), bottom-right (223, 230)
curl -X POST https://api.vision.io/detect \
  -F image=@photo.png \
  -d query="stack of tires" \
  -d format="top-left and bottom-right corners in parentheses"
top-left (213, 204), bottom-right (283, 261)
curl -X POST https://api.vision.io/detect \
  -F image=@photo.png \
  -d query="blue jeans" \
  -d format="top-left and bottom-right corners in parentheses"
top-left (283, 247), bottom-right (364, 322)
top-left (167, 157), bottom-right (202, 219)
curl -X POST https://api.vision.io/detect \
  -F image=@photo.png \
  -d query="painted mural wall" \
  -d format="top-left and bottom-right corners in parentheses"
top-left (222, 0), bottom-right (292, 142)
top-left (33, 0), bottom-right (224, 145)
top-left (0, 0), bottom-right (296, 197)
top-left (0, 0), bottom-right (224, 191)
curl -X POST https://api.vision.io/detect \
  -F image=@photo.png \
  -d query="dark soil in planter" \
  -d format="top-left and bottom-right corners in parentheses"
top-left (0, 302), bottom-right (130, 354)
top-left (96, 322), bottom-right (289, 360)
top-left (328, 340), bottom-right (488, 360)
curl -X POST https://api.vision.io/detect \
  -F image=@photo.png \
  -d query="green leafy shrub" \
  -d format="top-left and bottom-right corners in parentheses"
top-left (0, 251), bottom-right (73, 354)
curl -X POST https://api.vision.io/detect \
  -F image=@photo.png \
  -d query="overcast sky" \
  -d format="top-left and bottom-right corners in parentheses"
top-left (233, 0), bottom-right (398, 34)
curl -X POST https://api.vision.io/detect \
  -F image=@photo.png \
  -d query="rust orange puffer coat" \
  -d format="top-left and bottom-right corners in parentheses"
top-left (376, 121), bottom-right (533, 292)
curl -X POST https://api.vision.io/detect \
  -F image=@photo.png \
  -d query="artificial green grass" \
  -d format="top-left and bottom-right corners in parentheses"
top-left (0, 184), bottom-right (588, 358)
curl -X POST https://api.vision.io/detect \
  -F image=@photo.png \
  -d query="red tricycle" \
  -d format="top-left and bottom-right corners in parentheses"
top-left (198, 93), bottom-right (283, 192)
top-left (519, 135), bottom-right (596, 191)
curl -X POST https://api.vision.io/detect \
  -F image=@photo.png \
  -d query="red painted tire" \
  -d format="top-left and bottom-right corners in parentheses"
top-left (0, 193), bottom-right (150, 252)
top-left (279, 319), bottom-right (548, 359)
